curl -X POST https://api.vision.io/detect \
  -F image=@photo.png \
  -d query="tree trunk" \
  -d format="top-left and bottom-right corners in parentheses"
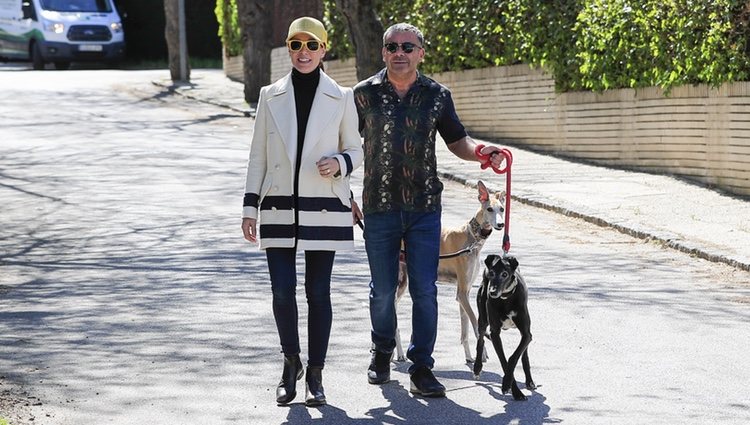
top-left (236, 0), bottom-right (273, 104)
top-left (334, 0), bottom-right (384, 81)
top-left (163, 0), bottom-right (190, 82)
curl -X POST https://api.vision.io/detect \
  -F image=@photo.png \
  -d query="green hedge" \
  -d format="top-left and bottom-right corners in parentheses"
top-left (574, 0), bottom-right (750, 91)
top-left (215, 0), bottom-right (242, 57)
top-left (217, 0), bottom-right (750, 92)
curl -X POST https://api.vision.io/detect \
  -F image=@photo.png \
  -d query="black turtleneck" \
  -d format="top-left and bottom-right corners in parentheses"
top-left (292, 67), bottom-right (320, 175)
top-left (291, 67), bottom-right (320, 244)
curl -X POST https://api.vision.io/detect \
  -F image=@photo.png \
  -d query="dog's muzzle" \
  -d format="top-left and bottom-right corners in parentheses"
top-left (489, 275), bottom-right (517, 299)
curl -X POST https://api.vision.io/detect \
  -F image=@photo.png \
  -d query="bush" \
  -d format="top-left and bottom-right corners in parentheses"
top-left (409, 0), bottom-right (510, 72)
top-left (224, 0), bottom-right (750, 92)
top-left (575, 0), bottom-right (750, 92)
top-left (215, 0), bottom-right (242, 57)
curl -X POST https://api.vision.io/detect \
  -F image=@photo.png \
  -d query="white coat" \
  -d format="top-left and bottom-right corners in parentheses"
top-left (242, 71), bottom-right (363, 250)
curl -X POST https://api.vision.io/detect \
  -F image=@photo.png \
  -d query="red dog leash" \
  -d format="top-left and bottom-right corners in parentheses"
top-left (474, 144), bottom-right (513, 254)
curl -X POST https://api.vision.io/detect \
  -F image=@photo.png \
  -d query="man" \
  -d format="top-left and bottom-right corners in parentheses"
top-left (353, 23), bottom-right (506, 397)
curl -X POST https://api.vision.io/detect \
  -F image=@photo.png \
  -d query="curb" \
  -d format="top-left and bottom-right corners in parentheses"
top-left (151, 79), bottom-right (255, 117)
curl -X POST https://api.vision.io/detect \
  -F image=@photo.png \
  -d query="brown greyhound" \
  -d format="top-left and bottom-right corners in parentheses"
top-left (394, 180), bottom-right (505, 362)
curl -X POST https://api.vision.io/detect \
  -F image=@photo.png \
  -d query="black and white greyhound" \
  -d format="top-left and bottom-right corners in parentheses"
top-left (473, 254), bottom-right (536, 400)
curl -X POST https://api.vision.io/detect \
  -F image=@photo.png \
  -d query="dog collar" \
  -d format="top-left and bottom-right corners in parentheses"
top-left (469, 217), bottom-right (493, 240)
top-left (499, 276), bottom-right (518, 299)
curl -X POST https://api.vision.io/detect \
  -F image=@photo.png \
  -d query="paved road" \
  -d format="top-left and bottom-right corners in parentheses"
top-left (1, 70), bottom-right (750, 425)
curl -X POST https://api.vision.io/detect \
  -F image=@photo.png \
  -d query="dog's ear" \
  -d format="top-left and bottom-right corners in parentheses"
top-left (506, 256), bottom-right (519, 271)
top-left (477, 180), bottom-right (489, 203)
top-left (485, 254), bottom-right (499, 268)
top-left (495, 190), bottom-right (506, 203)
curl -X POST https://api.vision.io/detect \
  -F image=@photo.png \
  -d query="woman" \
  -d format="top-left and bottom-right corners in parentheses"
top-left (241, 17), bottom-right (363, 407)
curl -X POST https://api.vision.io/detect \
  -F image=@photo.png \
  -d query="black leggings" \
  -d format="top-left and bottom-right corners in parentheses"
top-left (266, 248), bottom-right (335, 367)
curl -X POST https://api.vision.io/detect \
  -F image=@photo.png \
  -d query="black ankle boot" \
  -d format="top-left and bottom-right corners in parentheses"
top-left (276, 354), bottom-right (303, 405)
top-left (305, 366), bottom-right (326, 406)
top-left (367, 350), bottom-right (391, 384)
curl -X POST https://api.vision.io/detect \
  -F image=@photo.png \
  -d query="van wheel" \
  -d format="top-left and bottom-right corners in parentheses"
top-left (54, 61), bottom-right (71, 70)
top-left (31, 43), bottom-right (45, 70)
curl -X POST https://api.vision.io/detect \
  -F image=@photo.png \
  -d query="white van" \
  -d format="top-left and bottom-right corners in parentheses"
top-left (0, 0), bottom-right (125, 69)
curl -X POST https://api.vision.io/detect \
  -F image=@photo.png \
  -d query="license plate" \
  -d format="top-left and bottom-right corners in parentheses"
top-left (79, 44), bottom-right (103, 52)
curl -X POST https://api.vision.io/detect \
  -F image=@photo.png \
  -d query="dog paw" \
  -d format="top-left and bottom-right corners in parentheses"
top-left (512, 390), bottom-right (528, 401)
top-left (472, 372), bottom-right (481, 380)
top-left (501, 379), bottom-right (512, 394)
top-left (526, 380), bottom-right (537, 390)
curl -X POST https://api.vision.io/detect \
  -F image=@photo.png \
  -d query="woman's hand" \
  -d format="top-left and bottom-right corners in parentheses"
top-left (316, 157), bottom-right (340, 178)
top-left (241, 217), bottom-right (257, 243)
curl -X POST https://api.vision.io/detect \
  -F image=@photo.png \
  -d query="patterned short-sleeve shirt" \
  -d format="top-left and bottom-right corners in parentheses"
top-left (353, 69), bottom-right (467, 214)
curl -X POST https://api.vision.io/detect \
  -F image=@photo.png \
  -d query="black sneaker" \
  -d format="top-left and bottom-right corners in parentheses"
top-left (367, 350), bottom-right (391, 384)
top-left (409, 366), bottom-right (446, 397)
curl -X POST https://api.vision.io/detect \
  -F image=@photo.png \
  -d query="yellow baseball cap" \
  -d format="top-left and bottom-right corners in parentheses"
top-left (286, 17), bottom-right (328, 45)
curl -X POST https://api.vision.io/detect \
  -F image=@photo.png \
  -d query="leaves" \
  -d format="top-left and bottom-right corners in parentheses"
top-left (575, 0), bottom-right (750, 92)
top-left (214, 0), bottom-right (242, 57)
top-left (217, 0), bottom-right (750, 93)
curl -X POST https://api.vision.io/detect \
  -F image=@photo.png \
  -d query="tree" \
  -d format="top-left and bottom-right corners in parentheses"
top-left (333, 0), bottom-right (384, 80)
top-left (236, 0), bottom-right (273, 104)
top-left (163, 0), bottom-right (190, 82)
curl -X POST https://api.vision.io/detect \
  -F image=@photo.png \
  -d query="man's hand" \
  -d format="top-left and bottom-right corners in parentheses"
top-left (447, 136), bottom-right (510, 173)
top-left (478, 145), bottom-right (506, 170)
top-left (351, 199), bottom-right (363, 225)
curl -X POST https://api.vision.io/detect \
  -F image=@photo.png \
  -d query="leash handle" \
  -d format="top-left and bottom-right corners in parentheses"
top-left (474, 144), bottom-right (512, 174)
top-left (475, 144), bottom-right (513, 254)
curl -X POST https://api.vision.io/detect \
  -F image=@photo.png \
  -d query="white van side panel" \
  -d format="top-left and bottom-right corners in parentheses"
top-left (0, 0), bottom-right (125, 65)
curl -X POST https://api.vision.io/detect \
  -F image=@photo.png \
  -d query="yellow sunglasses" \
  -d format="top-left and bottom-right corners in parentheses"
top-left (288, 40), bottom-right (323, 52)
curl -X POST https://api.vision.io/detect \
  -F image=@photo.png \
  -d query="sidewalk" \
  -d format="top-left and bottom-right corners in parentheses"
top-left (157, 69), bottom-right (750, 272)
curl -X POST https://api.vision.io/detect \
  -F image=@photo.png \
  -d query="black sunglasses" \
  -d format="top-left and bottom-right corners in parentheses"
top-left (384, 42), bottom-right (420, 54)
top-left (288, 40), bottom-right (322, 52)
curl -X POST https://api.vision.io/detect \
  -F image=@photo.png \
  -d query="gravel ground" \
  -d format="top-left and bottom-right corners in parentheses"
top-left (0, 376), bottom-right (42, 424)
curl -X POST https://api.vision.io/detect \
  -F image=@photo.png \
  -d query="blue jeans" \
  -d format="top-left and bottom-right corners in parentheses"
top-left (266, 248), bottom-right (335, 367)
top-left (364, 209), bottom-right (441, 373)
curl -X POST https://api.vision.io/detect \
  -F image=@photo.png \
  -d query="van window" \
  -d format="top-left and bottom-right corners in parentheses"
top-left (40, 0), bottom-right (113, 13)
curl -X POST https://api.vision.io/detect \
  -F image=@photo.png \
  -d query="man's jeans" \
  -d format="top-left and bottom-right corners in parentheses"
top-left (364, 209), bottom-right (441, 373)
